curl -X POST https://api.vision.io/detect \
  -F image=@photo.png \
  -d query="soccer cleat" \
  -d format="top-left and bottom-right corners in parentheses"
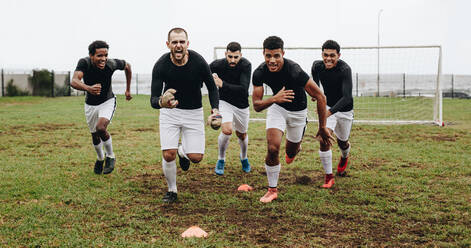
top-left (285, 154), bottom-right (295, 164)
top-left (260, 188), bottom-right (278, 203)
top-left (321, 174), bottom-right (335, 189)
top-left (103, 157), bottom-right (115, 174)
top-left (162, 191), bottom-right (178, 203)
top-left (241, 158), bottom-right (251, 173)
top-left (178, 152), bottom-right (190, 172)
top-left (215, 159), bottom-right (225, 175)
top-left (336, 156), bottom-right (349, 176)
top-left (94, 160), bottom-right (104, 174)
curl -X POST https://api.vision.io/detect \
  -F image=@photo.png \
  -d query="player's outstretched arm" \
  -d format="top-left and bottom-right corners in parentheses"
top-left (71, 71), bottom-right (101, 95)
top-left (305, 79), bottom-right (334, 146)
top-left (124, 62), bottom-right (132, 101)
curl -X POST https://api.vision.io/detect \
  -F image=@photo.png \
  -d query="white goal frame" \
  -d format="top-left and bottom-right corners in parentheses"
top-left (214, 45), bottom-right (443, 126)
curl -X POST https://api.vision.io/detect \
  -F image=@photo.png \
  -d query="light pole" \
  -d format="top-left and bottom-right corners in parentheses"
top-left (377, 9), bottom-right (383, 97)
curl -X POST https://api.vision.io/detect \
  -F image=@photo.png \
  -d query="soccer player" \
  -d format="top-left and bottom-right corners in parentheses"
top-left (71, 40), bottom-right (132, 175)
top-left (210, 42), bottom-right (252, 175)
top-left (311, 40), bottom-right (354, 188)
top-left (150, 27), bottom-right (220, 203)
top-left (252, 36), bottom-right (332, 203)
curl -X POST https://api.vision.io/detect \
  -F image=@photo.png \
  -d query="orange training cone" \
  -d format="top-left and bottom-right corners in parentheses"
top-left (237, 184), bottom-right (254, 192)
top-left (181, 226), bottom-right (208, 238)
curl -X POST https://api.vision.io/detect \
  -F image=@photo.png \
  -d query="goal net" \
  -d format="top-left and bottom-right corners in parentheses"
top-left (213, 45), bottom-right (443, 125)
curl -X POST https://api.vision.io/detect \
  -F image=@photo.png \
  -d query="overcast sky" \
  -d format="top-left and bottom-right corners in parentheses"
top-left (0, 0), bottom-right (469, 74)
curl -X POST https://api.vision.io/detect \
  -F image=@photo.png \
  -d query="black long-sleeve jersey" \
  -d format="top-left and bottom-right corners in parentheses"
top-left (75, 57), bottom-right (126, 106)
top-left (150, 50), bottom-right (219, 110)
top-left (210, 57), bottom-right (251, 109)
top-left (252, 58), bottom-right (310, 111)
top-left (311, 59), bottom-right (353, 114)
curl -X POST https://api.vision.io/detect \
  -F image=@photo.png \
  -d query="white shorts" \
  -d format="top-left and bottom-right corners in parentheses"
top-left (219, 100), bottom-right (250, 133)
top-left (326, 106), bottom-right (354, 142)
top-left (266, 104), bottom-right (307, 143)
top-left (84, 97), bottom-right (116, 133)
top-left (159, 107), bottom-right (205, 154)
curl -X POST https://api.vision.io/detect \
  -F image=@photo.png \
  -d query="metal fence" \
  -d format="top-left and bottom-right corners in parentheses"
top-left (1, 69), bottom-right (470, 98)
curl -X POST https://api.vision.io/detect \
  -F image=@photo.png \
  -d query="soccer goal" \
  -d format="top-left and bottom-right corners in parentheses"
top-left (213, 45), bottom-right (443, 125)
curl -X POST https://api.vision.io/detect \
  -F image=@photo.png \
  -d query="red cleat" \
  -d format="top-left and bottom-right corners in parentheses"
top-left (285, 154), bottom-right (295, 164)
top-left (321, 174), bottom-right (335, 188)
top-left (260, 188), bottom-right (278, 203)
top-left (337, 156), bottom-right (348, 176)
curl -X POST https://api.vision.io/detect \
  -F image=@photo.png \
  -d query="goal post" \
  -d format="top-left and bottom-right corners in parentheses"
top-left (214, 45), bottom-right (443, 125)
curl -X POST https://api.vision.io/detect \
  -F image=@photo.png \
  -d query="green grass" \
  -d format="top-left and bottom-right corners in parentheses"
top-left (0, 95), bottom-right (470, 247)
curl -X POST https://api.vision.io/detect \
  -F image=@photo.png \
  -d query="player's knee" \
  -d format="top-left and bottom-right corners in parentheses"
top-left (235, 131), bottom-right (246, 140)
top-left (188, 153), bottom-right (203, 163)
top-left (267, 144), bottom-right (280, 156)
top-left (95, 124), bottom-right (107, 135)
top-left (163, 150), bottom-right (177, 162)
top-left (222, 126), bottom-right (232, 135)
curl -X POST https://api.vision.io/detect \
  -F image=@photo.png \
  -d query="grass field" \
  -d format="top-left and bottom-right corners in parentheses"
top-left (0, 95), bottom-right (470, 247)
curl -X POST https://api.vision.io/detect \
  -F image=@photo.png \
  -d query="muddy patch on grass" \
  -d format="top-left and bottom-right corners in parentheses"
top-left (401, 161), bottom-right (428, 169)
top-left (31, 123), bottom-right (78, 132)
top-left (4, 123), bottom-right (79, 135)
top-left (118, 163), bottom-right (457, 246)
top-left (415, 133), bottom-right (458, 142)
top-left (295, 175), bottom-right (312, 185)
top-left (132, 127), bottom-right (156, 132)
top-left (361, 158), bottom-right (387, 169)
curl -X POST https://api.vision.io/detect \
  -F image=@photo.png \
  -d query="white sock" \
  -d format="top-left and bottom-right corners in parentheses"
top-left (319, 150), bottom-right (333, 174)
top-left (178, 144), bottom-right (189, 159)
top-left (103, 137), bottom-right (114, 158)
top-left (93, 141), bottom-right (105, 161)
top-left (265, 164), bottom-right (281, 188)
top-left (238, 135), bottom-right (248, 160)
top-left (218, 133), bottom-right (231, 160)
top-left (340, 145), bottom-right (350, 158)
top-left (162, 158), bottom-right (177, 193)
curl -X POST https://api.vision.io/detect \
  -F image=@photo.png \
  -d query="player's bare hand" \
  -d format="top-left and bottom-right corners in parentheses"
top-left (88, 84), bottom-right (101, 95)
top-left (273, 86), bottom-right (294, 103)
top-left (311, 96), bottom-right (317, 102)
top-left (159, 88), bottom-right (178, 108)
top-left (125, 90), bottom-right (132, 101)
top-left (316, 127), bottom-right (334, 147)
top-left (212, 73), bottom-right (223, 88)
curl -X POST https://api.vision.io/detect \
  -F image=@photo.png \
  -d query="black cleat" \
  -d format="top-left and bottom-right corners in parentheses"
top-left (103, 157), bottom-right (115, 174)
top-left (178, 153), bottom-right (190, 171)
top-left (162, 191), bottom-right (178, 203)
top-left (94, 160), bottom-right (104, 174)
